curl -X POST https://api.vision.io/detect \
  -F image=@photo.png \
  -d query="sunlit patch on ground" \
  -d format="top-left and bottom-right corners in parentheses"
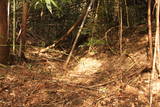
top-left (71, 57), bottom-right (102, 75)
top-left (67, 57), bottom-right (103, 84)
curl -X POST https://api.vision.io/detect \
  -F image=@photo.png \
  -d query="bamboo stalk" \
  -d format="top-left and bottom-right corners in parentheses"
top-left (119, 0), bottom-right (123, 55)
top-left (64, 0), bottom-right (95, 68)
top-left (12, 0), bottom-right (16, 54)
top-left (150, 0), bottom-right (159, 106)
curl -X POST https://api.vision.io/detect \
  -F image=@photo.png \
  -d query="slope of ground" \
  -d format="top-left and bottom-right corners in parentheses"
top-left (0, 25), bottom-right (159, 107)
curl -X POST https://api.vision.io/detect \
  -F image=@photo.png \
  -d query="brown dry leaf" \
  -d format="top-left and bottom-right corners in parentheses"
top-left (6, 75), bottom-right (16, 81)
top-left (138, 94), bottom-right (148, 103)
top-left (131, 103), bottom-right (135, 107)
top-left (125, 85), bottom-right (139, 95)
top-left (151, 79), bottom-right (160, 95)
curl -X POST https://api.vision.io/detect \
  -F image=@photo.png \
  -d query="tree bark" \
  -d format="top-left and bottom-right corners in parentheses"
top-left (119, 0), bottom-right (123, 56)
top-left (18, 1), bottom-right (29, 58)
top-left (0, 0), bottom-right (9, 64)
top-left (150, 0), bottom-right (160, 106)
top-left (147, 0), bottom-right (153, 65)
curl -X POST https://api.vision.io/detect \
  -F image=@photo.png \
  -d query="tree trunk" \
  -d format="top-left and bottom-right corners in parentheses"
top-left (119, 0), bottom-right (123, 55)
top-left (0, 0), bottom-right (9, 64)
top-left (150, 0), bottom-right (160, 106)
top-left (114, 0), bottom-right (120, 24)
top-left (147, 0), bottom-right (153, 65)
top-left (54, 9), bottom-right (87, 47)
top-left (18, 1), bottom-right (29, 58)
top-left (64, 0), bottom-right (95, 68)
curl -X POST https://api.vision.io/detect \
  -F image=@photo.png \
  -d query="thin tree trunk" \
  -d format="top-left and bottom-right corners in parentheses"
top-left (64, 0), bottom-right (95, 68)
top-left (147, 0), bottom-right (153, 64)
top-left (39, 8), bottom-right (88, 53)
top-left (0, 0), bottom-right (9, 64)
top-left (89, 0), bottom-right (100, 52)
top-left (119, 1), bottom-right (123, 55)
top-left (114, 0), bottom-right (120, 24)
top-left (18, 1), bottom-right (29, 58)
top-left (13, 0), bottom-right (16, 53)
top-left (124, 0), bottom-right (129, 27)
top-left (7, 0), bottom-right (10, 38)
top-left (154, 0), bottom-right (160, 81)
top-left (55, 9), bottom-right (88, 47)
top-left (150, 0), bottom-right (160, 106)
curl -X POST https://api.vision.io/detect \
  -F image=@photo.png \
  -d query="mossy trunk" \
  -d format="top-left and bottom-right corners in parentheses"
top-left (0, 0), bottom-right (9, 64)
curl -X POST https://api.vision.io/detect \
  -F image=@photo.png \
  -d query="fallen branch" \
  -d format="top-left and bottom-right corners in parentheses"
top-left (54, 10), bottom-right (87, 47)
top-left (38, 6), bottom-right (88, 53)
top-left (0, 63), bottom-right (8, 68)
top-left (64, 0), bottom-right (95, 68)
top-left (39, 43), bottom-right (55, 53)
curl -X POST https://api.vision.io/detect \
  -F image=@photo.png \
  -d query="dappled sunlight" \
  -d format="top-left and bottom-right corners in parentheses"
top-left (71, 57), bottom-right (102, 76)
top-left (0, 0), bottom-right (156, 106)
top-left (67, 57), bottom-right (104, 84)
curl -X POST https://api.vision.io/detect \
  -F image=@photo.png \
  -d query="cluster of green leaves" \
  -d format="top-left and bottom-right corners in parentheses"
top-left (33, 0), bottom-right (71, 13)
top-left (86, 37), bottom-right (105, 47)
top-left (33, 0), bottom-right (59, 13)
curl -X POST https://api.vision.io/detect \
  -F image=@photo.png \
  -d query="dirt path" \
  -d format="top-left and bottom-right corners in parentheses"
top-left (0, 32), bottom-right (160, 107)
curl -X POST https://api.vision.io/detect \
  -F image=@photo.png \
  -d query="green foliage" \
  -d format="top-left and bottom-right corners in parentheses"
top-left (39, 41), bottom-right (46, 47)
top-left (32, 0), bottom-right (72, 13)
top-left (33, 0), bottom-right (60, 13)
top-left (81, 28), bottom-right (92, 35)
top-left (85, 37), bottom-right (105, 47)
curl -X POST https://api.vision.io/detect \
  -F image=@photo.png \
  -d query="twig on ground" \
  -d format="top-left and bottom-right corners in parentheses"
top-left (89, 79), bottom-right (117, 88)
top-left (39, 43), bottom-right (56, 53)
top-left (52, 78), bottom-right (96, 90)
top-left (0, 63), bottom-right (8, 68)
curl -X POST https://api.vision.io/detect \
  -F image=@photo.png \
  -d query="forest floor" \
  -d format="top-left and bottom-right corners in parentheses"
top-left (0, 24), bottom-right (159, 107)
